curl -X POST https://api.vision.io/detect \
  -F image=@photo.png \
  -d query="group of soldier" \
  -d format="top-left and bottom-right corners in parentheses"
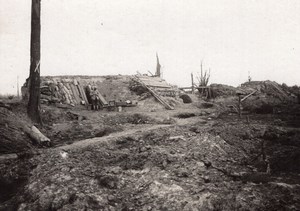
top-left (89, 86), bottom-right (101, 110)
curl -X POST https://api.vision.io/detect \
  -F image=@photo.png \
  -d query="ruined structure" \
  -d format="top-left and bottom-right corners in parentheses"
top-left (22, 75), bottom-right (181, 109)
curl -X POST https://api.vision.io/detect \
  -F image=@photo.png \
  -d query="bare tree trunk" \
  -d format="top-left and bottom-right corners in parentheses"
top-left (191, 73), bottom-right (194, 94)
top-left (156, 53), bottom-right (161, 77)
top-left (27, 0), bottom-right (42, 124)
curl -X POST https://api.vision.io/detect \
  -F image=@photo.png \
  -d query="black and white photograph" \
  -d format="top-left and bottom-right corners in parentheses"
top-left (0, 0), bottom-right (300, 210)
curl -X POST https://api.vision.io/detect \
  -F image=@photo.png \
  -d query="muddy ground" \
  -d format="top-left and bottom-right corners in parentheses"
top-left (0, 97), bottom-right (300, 211)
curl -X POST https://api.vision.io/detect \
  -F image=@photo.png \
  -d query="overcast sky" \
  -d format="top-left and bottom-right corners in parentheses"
top-left (1, 0), bottom-right (300, 94)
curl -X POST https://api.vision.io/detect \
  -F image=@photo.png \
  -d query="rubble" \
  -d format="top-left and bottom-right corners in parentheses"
top-left (210, 80), bottom-right (299, 115)
top-left (210, 80), bottom-right (296, 101)
top-left (1, 77), bottom-right (300, 210)
top-left (2, 119), bottom-right (298, 210)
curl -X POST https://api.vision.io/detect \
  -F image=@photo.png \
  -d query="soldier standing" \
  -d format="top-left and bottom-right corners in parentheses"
top-left (91, 87), bottom-right (100, 110)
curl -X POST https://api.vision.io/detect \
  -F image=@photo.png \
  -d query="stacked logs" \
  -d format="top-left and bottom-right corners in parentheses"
top-left (129, 77), bottom-right (179, 98)
top-left (24, 78), bottom-right (89, 106)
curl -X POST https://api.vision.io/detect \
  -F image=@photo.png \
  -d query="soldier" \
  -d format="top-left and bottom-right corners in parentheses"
top-left (91, 87), bottom-right (100, 110)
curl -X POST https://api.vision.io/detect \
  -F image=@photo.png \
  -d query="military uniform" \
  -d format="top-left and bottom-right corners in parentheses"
top-left (91, 88), bottom-right (100, 110)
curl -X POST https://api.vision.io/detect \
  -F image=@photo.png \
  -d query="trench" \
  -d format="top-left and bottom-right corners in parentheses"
top-left (0, 157), bottom-right (32, 209)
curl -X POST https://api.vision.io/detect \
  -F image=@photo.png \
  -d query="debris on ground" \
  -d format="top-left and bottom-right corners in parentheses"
top-left (1, 77), bottom-right (300, 210)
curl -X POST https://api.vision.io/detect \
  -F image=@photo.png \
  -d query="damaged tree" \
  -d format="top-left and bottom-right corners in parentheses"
top-left (155, 53), bottom-right (161, 77)
top-left (196, 60), bottom-right (210, 87)
top-left (196, 60), bottom-right (211, 98)
top-left (27, 0), bottom-right (42, 124)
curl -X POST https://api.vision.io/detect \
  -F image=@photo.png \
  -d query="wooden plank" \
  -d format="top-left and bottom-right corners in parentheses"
top-left (133, 76), bottom-right (174, 110)
top-left (149, 88), bottom-right (174, 110)
top-left (138, 80), bottom-right (172, 88)
top-left (138, 77), bottom-right (168, 82)
top-left (63, 84), bottom-right (74, 105)
top-left (81, 85), bottom-right (89, 103)
top-left (191, 73), bottom-right (195, 94)
top-left (76, 85), bottom-right (83, 101)
top-left (97, 91), bottom-right (108, 106)
top-left (146, 85), bottom-right (172, 88)
top-left (138, 76), bottom-right (166, 83)
top-left (138, 78), bottom-right (167, 83)
top-left (23, 125), bottom-right (51, 145)
top-left (179, 87), bottom-right (193, 90)
top-left (69, 83), bottom-right (81, 104)
top-left (77, 83), bottom-right (88, 103)
top-left (241, 90), bottom-right (257, 102)
top-left (267, 81), bottom-right (290, 101)
top-left (65, 83), bottom-right (76, 104)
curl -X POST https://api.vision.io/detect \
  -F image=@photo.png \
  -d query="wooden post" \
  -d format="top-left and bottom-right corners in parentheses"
top-left (207, 87), bottom-right (211, 99)
top-left (17, 76), bottom-right (20, 98)
top-left (238, 95), bottom-right (242, 118)
top-left (27, 0), bottom-right (42, 124)
top-left (191, 73), bottom-right (194, 94)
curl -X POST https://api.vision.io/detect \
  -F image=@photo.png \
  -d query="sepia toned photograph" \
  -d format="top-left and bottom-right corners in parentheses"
top-left (0, 0), bottom-right (300, 210)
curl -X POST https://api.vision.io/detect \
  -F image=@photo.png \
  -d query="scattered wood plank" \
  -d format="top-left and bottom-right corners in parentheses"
top-left (55, 103), bottom-right (73, 109)
top-left (23, 125), bottom-right (51, 146)
top-left (77, 83), bottom-right (88, 104)
top-left (267, 81), bottom-right (290, 101)
top-left (97, 91), bottom-right (108, 106)
top-left (70, 83), bottom-right (81, 104)
top-left (133, 76), bottom-right (174, 110)
top-left (179, 87), bottom-right (193, 90)
top-left (241, 90), bottom-right (257, 102)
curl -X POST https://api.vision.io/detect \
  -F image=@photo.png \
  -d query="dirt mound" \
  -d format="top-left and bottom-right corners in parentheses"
top-left (210, 81), bottom-right (295, 100)
top-left (211, 81), bottom-right (298, 114)
top-left (240, 81), bottom-right (298, 113)
top-left (0, 107), bottom-right (34, 154)
top-left (215, 114), bottom-right (300, 174)
top-left (12, 121), bottom-right (300, 210)
top-left (242, 96), bottom-right (281, 114)
top-left (2, 82), bottom-right (299, 210)
top-left (242, 81), bottom-right (293, 100)
top-left (104, 113), bottom-right (157, 125)
top-left (40, 105), bottom-right (81, 126)
top-left (0, 155), bottom-right (33, 209)
top-left (210, 84), bottom-right (237, 98)
top-left (262, 126), bottom-right (300, 173)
